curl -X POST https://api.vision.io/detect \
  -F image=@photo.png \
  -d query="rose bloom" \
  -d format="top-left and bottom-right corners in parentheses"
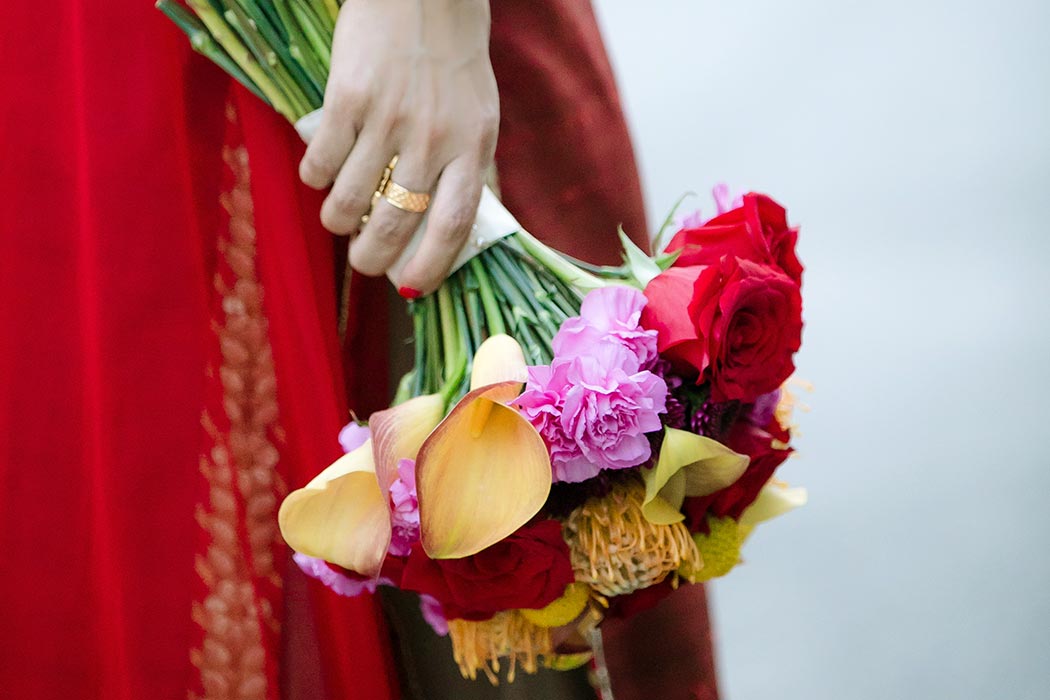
top-left (400, 520), bottom-right (574, 621)
top-left (667, 193), bottom-right (803, 285)
top-left (642, 257), bottom-right (802, 403)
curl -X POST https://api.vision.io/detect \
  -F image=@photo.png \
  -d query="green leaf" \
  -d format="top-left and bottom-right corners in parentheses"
top-left (653, 191), bottom-right (697, 253)
top-left (618, 226), bottom-right (661, 288)
top-left (653, 248), bottom-right (683, 271)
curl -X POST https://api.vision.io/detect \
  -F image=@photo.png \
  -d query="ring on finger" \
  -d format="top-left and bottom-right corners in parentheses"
top-left (373, 155), bottom-right (431, 214)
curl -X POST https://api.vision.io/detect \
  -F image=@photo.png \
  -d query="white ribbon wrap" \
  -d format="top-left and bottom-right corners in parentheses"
top-left (294, 109), bottom-right (520, 281)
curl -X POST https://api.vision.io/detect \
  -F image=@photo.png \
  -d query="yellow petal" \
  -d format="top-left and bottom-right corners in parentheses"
top-left (642, 428), bottom-right (750, 525)
top-left (417, 384), bottom-right (552, 559)
top-left (519, 582), bottom-right (592, 628)
top-left (739, 482), bottom-right (807, 529)
top-left (369, 394), bottom-right (444, 494)
top-left (470, 334), bottom-right (527, 395)
top-left (303, 439), bottom-right (376, 489)
top-left (278, 442), bottom-right (391, 576)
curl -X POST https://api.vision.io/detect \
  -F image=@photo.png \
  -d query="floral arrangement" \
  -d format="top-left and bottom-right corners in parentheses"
top-left (159, 0), bottom-right (809, 683)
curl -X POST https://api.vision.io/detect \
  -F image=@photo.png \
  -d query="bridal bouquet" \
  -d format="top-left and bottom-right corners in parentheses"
top-left (160, 0), bottom-right (808, 682)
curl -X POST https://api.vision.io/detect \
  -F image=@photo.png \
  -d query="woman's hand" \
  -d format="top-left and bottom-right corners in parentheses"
top-left (299, 0), bottom-right (498, 296)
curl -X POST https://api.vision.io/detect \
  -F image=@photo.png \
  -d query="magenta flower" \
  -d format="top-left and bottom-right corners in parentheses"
top-left (517, 343), bottom-right (667, 483)
top-left (388, 458), bottom-right (420, 557)
top-left (419, 594), bottom-right (449, 636)
top-left (674, 184), bottom-right (745, 229)
top-left (552, 286), bottom-right (658, 369)
top-left (293, 552), bottom-right (390, 597)
top-left (338, 421), bottom-right (370, 454)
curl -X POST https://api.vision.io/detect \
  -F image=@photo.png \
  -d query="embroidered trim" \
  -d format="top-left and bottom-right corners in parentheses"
top-left (191, 108), bottom-right (285, 700)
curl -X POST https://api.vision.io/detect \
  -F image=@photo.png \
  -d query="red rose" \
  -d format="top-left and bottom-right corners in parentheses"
top-left (642, 257), bottom-right (802, 402)
top-left (683, 419), bottom-right (792, 533)
top-left (668, 193), bottom-right (803, 284)
top-left (400, 520), bottom-right (575, 621)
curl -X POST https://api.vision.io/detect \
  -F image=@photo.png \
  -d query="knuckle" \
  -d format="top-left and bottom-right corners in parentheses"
top-left (301, 154), bottom-right (338, 186)
top-left (320, 206), bottom-right (349, 233)
top-left (327, 82), bottom-right (367, 117)
top-left (330, 189), bottom-right (367, 216)
top-left (435, 204), bottom-right (474, 241)
top-left (348, 245), bottom-right (387, 277)
top-left (424, 119), bottom-right (449, 146)
top-left (371, 215), bottom-right (411, 246)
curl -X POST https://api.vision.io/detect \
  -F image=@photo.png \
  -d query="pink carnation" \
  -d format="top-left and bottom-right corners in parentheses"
top-left (674, 184), bottom-right (744, 229)
top-left (293, 553), bottom-right (388, 597)
top-left (552, 286), bottom-right (658, 369)
top-left (419, 594), bottom-right (449, 636)
top-left (338, 421), bottom-right (370, 453)
top-left (388, 458), bottom-right (420, 557)
top-left (516, 343), bottom-right (667, 483)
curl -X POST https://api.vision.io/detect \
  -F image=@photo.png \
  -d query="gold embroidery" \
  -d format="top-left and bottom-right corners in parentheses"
top-left (191, 114), bottom-right (285, 699)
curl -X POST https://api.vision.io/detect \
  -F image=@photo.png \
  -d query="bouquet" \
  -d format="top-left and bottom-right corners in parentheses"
top-left (160, 0), bottom-right (808, 683)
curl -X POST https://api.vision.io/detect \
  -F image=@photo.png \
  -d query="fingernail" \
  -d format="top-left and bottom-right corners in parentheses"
top-left (398, 286), bottom-right (422, 299)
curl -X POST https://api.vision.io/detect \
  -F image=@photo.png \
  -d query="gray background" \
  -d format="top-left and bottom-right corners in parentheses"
top-left (593, 1), bottom-right (1050, 698)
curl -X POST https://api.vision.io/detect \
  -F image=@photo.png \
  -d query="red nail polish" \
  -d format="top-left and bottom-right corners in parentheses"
top-left (398, 286), bottom-right (422, 299)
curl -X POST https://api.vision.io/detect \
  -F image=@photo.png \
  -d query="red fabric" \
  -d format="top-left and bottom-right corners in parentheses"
top-left (0, 1), bottom-right (718, 699)
top-left (0, 3), bottom-right (397, 700)
top-left (490, 0), bottom-right (650, 260)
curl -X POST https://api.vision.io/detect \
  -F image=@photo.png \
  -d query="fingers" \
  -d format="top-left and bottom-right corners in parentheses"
top-left (299, 98), bottom-right (360, 190)
top-left (348, 155), bottom-right (437, 276)
top-left (319, 122), bottom-right (394, 236)
top-left (396, 155), bottom-right (484, 295)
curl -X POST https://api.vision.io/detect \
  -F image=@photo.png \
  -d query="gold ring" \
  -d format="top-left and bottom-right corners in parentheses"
top-left (363, 156), bottom-right (400, 226)
top-left (380, 180), bottom-right (431, 213)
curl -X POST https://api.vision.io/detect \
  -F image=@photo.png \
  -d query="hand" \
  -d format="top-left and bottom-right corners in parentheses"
top-left (299, 0), bottom-right (499, 296)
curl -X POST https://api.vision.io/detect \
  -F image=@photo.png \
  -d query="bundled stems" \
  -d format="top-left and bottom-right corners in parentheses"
top-left (160, 2), bottom-right (615, 414)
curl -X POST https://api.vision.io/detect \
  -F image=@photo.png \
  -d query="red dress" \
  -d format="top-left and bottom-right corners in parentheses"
top-left (0, 2), bottom-right (718, 699)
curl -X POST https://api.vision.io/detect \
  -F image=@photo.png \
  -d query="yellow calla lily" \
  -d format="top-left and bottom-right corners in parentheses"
top-left (370, 394), bottom-right (445, 495)
top-left (641, 428), bottom-right (750, 525)
top-left (278, 439), bottom-right (391, 576)
top-left (739, 481), bottom-right (808, 530)
top-left (277, 395), bottom-right (444, 577)
top-left (417, 334), bottom-right (552, 559)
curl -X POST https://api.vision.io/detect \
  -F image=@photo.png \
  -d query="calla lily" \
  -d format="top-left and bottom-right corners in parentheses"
top-left (641, 428), bottom-right (750, 525)
top-left (739, 480), bottom-right (807, 530)
top-left (277, 394), bottom-right (444, 577)
top-left (417, 334), bottom-right (552, 559)
top-left (278, 439), bottom-right (390, 576)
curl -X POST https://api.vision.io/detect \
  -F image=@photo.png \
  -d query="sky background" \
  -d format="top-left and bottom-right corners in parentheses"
top-left (592, 1), bottom-right (1050, 698)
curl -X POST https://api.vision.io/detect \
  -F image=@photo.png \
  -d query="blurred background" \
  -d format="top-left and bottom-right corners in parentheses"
top-left (592, 1), bottom-right (1050, 698)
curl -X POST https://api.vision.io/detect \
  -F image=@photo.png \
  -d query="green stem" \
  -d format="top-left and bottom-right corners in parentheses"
top-left (231, 0), bottom-right (324, 104)
top-left (222, 4), bottom-right (312, 118)
top-left (156, 0), bottom-right (270, 104)
top-left (290, 0), bottom-right (334, 71)
top-left (436, 281), bottom-right (460, 384)
top-left (488, 245), bottom-right (561, 340)
top-left (470, 256), bottom-right (506, 336)
top-left (318, 0), bottom-right (340, 24)
top-left (460, 267), bottom-right (485, 354)
top-left (411, 301), bottom-right (425, 397)
top-left (186, 0), bottom-right (297, 119)
top-left (508, 230), bottom-right (606, 292)
top-left (423, 295), bottom-right (442, 395)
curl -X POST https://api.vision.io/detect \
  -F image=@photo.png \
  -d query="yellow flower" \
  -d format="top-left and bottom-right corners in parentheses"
top-left (277, 334), bottom-right (554, 576)
top-left (641, 427), bottom-right (749, 525)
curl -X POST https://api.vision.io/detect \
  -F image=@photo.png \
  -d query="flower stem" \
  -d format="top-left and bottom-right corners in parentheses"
top-left (508, 230), bottom-right (606, 292)
top-left (470, 256), bottom-right (506, 336)
top-left (185, 0), bottom-right (298, 120)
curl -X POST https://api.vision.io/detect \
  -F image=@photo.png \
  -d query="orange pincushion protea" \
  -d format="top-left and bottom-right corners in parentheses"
top-left (563, 476), bottom-right (702, 596)
top-left (448, 611), bottom-right (552, 684)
